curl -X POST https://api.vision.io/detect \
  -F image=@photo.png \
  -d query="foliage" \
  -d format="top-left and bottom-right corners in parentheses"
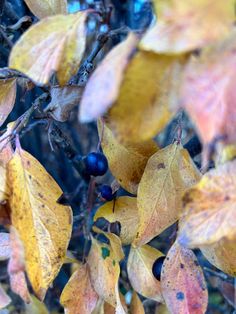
top-left (0, 0), bottom-right (235, 313)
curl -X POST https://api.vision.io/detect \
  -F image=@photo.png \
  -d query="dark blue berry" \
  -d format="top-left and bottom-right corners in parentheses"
top-left (100, 185), bottom-right (113, 201)
top-left (152, 256), bottom-right (165, 280)
top-left (84, 152), bottom-right (108, 176)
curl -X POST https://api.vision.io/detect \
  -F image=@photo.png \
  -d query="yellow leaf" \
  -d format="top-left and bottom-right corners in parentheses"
top-left (200, 237), bottom-right (236, 277)
top-left (178, 160), bottom-right (236, 247)
top-left (7, 147), bottom-right (72, 300)
top-left (140, 0), bottom-right (235, 54)
top-left (155, 304), bottom-right (170, 314)
top-left (127, 244), bottom-right (164, 302)
top-left (107, 51), bottom-right (184, 143)
top-left (94, 196), bottom-right (139, 245)
top-left (87, 237), bottom-right (126, 313)
top-left (25, 295), bottom-right (49, 314)
top-left (24, 0), bottom-right (67, 19)
top-left (60, 263), bottom-right (98, 314)
top-left (130, 292), bottom-right (144, 314)
top-left (0, 79), bottom-right (16, 127)
top-left (79, 33), bottom-right (138, 122)
top-left (92, 226), bottom-right (124, 261)
top-left (98, 120), bottom-right (158, 194)
top-left (161, 241), bottom-right (208, 314)
top-left (9, 12), bottom-right (87, 86)
top-left (134, 143), bottom-right (200, 247)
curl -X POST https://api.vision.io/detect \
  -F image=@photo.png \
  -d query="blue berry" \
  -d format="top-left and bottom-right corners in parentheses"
top-left (152, 256), bottom-right (165, 280)
top-left (84, 152), bottom-right (108, 176)
top-left (100, 185), bottom-right (113, 201)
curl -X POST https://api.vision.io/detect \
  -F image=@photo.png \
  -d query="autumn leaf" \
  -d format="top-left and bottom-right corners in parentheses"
top-left (79, 33), bottom-right (138, 123)
top-left (127, 244), bottom-right (164, 302)
top-left (178, 160), bottom-right (236, 248)
top-left (45, 85), bottom-right (83, 122)
top-left (9, 12), bottom-right (87, 86)
top-left (107, 51), bottom-right (184, 143)
top-left (0, 79), bottom-right (16, 127)
top-left (161, 241), bottom-right (208, 314)
top-left (7, 146), bottom-right (72, 300)
top-left (0, 285), bottom-right (11, 309)
top-left (200, 237), bottom-right (236, 277)
top-left (25, 295), bottom-right (49, 314)
top-left (24, 0), bottom-right (67, 19)
top-left (94, 196), bottom-right (138, 245)
top-left (130, 292), bottom-right (144, 314)
top-left (180, 31), bottom-right (236, 146)
top-left (134, 142), bottom-right (200, 247)
top-left (97, 119), bottom-right (158, 194)
top-left (87, 236), bottom-right (126, 313)
top-left (60, 263), bottom-right (98, 314)
top-left (140, 0), bottom-right (235, 54)
top-left (8, 227), bottom-right (31, 303)
top-left (0, 233), bottom-right (11, 261)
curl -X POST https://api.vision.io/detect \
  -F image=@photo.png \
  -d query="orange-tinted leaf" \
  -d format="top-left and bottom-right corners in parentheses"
top-left (134, 143), bottom-right (200, 247)
top-left (0, 79), bottom-right (16, 127)
top-left (60, 263), bottom-right (98, 314)
top-left (24, 0), bottom-right (67, 19)
top-left (8, 227), bottom-right (31, 304)
top-left (94, 196), bottom-right (138, 245)
top-left (130, 292), bottom-right (144, 314)
top-left (127, 244), bottom-right (164, 302)
top-left (107, 51), bottom-right (184, 143)
top-left (180, 32), bottom-right (236, 145)
top-left (179, 160), bottom-right (236, 248)
top-left (161, 242), bottom-right (208, 314)
top-left (200, 237), bottom-right (236, 276)
top-left (140, 0), bottom-right (235, 53)
top-left (0, 233), bottom-right (11, 261)
top-left (7, 146), bottom-right (72, 300)
top-left (10, 271), bottom-right (31, 304)
top-left (87, 237), bottom-right (126, 313)
top-left (45, 85), bottom-right (83, 122)
top-left (9, 12), bottom-right (87, 86)
top-left (97, 120), bottom-right (158, 194)
top-left (79, 33), bottom-right (138, 122)
top-left (0, 285), bottom-right (11, 309)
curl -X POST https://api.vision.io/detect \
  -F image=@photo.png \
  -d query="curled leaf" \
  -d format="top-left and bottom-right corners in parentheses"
top-left (94, 196), bottom-right (139, 245)
top-left (107, 51), bottom-right (184, 143)
top-left (79, 33), bottom-right (138, 122)
top-left (161, 242), bottom-right (208, 314)
top-left (0, 79), bottom-right (16, 127)
top-left (140, 0), bottom-right (235, 53)
top-left (60, 263), bottom-right (98, 314)
top-left (98, 120), bottom-right (158, 194)
top-left (127, 244), bottom-right (164, 302)
top-left (45, 85), bottom-right (83, 122)
top-left (7, 147), bottom-right (72, 300)
top-left (178, 160), bottom-right (236, 248)
top-left (134, 143), bottom-right (200, 247)
top-left (9, 12), bottom-right (87, 86)
top-left (24, 0), bottom-right (67, 19)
